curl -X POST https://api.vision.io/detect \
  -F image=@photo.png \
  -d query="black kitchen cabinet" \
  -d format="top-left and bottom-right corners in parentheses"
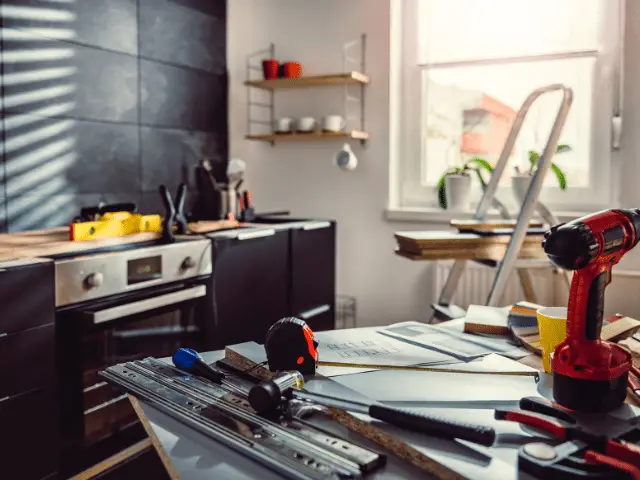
top-left (208, 228), bottom-right (290, 347)
top-left (0, 258), bottom-right (59, 480)
top-left (290, 221), bottom-right (336, 332)
top-left (0, 387), bottom-right (59, 480)
top-left (207, 219), bottom-right (336, 348)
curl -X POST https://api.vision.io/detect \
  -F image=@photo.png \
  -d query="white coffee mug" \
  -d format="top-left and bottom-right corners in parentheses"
top-left (323, 115), bottom-right (346, 132)
top-left (274, 117), bottom-right (293, 133)
top-left (335, 143), bottom-right (357, 171)
top-left (297, 116), bottom-right (317, 132)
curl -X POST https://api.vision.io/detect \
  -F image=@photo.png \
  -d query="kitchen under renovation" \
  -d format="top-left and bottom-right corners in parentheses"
top-left (1, 1), bottom-right (640, 479)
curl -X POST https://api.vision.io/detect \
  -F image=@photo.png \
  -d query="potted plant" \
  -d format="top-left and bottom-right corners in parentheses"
top-left (437, 158), bottom-right (494, 210)
top-left (512, 144), bottom-right (570, 203)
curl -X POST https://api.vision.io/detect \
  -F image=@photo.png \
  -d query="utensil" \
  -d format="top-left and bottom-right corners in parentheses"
top-left (335, 143), bottom-right (357, 171)
top-left (297, 117), bottom-right (316, 132)
top-left (262, 59), bottom-right (279, 80)
top-left (274, 117), bottom-right (294, 133)
top-left (323, 115), bottom-right (346, 132)
top-left (283, 62), bottom-right (302, 78)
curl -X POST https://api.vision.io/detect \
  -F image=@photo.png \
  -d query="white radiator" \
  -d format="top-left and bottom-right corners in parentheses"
top-left (433, 261), bottom-right (556, 308)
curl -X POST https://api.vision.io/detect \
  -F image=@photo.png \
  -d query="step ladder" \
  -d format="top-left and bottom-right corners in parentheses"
top-left (430, 84), bottom-right (574, 323)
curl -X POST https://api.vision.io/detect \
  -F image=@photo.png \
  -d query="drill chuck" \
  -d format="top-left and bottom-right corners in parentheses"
top-left (542, 222), bottom-right (597, 270)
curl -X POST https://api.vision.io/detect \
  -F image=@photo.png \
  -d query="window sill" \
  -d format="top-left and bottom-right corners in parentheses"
top-left (384, 207), bottom-right (588, 225)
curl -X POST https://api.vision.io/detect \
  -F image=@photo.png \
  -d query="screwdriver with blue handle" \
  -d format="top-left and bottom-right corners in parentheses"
top-left (172, 348), bottom-right (225, 384)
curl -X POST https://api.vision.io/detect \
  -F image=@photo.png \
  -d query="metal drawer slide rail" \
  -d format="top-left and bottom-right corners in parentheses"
top-left (101, 358), bottom-right (379, 479)
top-left (431, 84), bottom-right (573, 322)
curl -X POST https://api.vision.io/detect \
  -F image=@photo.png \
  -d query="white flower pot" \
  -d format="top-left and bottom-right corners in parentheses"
top-left (512, 174), bottom-right (533, 204)
top-left (445, 174), bottom-right (471, 212)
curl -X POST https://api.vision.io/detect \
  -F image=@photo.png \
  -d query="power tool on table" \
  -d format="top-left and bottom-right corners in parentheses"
top-left (543, 208), bottom-right (640, 412)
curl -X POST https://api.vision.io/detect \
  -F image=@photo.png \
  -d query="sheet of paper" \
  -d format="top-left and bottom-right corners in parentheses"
top-left (313, 327), bottom-right (460, 377)
top-left (379, 321), bottom-right (530, 360)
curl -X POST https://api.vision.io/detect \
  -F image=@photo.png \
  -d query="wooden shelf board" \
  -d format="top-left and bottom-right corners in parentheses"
top-left (245, 130), bottom-right (369, 142)
top-left (244, 71), bottom-right (369, 90)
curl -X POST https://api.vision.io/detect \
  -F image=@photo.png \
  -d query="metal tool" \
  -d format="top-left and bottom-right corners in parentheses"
top-left (248, 375), bottom-right (496, 447)
top-left (431, 84), bottom-right (573, 322)
top-left (173, 348), bottom-right (226, 384)
top-left (265, 317), bottom-right (319, 375)
top-left (101, 358), bottom-right (384, 479)
top-left (543, 208), bottom-right (640, 412)
top-left (495, 396), bottom-right (640, 479)
top-left (159, 183), bottom-right (188, 243)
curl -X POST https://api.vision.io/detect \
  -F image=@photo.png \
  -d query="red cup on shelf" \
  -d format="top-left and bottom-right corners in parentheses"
top-left (283, 62), bottom-right (302, 78)
top-left (262, 59), bottom-right (279, 80)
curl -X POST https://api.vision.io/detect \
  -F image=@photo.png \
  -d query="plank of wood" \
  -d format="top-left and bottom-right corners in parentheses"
top-left (130, 397), bottom-right (182, 480)
top-left (245, 130), bottom-right (369, 142)
top-left (450, 219), bottom-right (544, 230)
top-left (0, 228), bottom-right (164, 261)
top-left (187, 219), bottom-right (239, 233)
top-left (244, 71), bottom-right (369, 90)
top-left (68, 438), bottom-right (154, 480)
top-left (224, 347), bottom-right (466, 480)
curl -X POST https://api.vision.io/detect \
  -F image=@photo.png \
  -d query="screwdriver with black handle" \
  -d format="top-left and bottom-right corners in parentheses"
top-left (249, 375), bottom-right (496, 447)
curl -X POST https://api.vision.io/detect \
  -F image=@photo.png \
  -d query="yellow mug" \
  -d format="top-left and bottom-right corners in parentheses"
top-left (536, 307), bottom-right (568, 374)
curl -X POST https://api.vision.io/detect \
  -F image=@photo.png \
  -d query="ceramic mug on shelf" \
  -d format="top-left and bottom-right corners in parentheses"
top-left (323, 115), bottom-right (346, 132)
top-left (297, 116), bottom-right (317, 132)
top-left (274, 117), bottom-right (294, 133)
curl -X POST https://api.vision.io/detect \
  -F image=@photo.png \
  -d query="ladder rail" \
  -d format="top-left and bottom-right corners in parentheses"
top-left (474, 84), bottom-right (573, 220)
top-left (486, 85), bottom-right (573, 306)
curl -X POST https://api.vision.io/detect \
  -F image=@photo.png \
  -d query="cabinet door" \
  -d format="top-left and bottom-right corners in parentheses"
top-left (0, 324), bottom-right (55, 399)
top-left (291, 222), bottom-right (336, 331)
top-left (0, 388), bottom-right (59, 480)
top-left (0, 259), bottom-right (55, 335)
top-left (211, 229), bottom-right (289, 346)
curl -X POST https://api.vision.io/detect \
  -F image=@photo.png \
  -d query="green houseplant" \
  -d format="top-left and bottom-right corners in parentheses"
top-left (437, 157), bottom-right (494, 209)
top-left (512, 144), bottom-right (570, 203)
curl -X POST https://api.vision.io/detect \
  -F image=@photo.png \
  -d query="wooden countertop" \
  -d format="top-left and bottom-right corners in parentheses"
top-left (0, 219), bottom-right (241, 261)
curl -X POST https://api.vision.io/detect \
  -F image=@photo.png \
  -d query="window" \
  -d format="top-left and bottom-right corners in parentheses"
top-left (395, 0), bottom-right (623, 213)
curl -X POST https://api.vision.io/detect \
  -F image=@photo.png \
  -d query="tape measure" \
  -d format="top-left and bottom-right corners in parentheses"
top-left (265, 317), bottom-right (319, 375)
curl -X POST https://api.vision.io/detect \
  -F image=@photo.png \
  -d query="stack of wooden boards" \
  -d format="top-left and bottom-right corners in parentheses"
top-left (463, 302), bottom-right (640, 355)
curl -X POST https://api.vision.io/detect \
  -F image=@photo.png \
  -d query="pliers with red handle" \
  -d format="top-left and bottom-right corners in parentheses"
top-left (495, 396), bottom-right (640, 479)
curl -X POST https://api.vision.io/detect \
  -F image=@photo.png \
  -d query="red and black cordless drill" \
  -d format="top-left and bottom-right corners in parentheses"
top-left (543, 208), bottom-right (640, 412)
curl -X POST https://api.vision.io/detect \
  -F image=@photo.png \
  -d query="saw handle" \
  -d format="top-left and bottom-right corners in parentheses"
top-left (368, 404), bottom-right (496, 446)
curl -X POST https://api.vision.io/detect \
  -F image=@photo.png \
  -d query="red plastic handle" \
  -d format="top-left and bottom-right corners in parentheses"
top-left (498, 411), bottom-right (567, 439)
top-left (585, 449), bottom-right (640, 480)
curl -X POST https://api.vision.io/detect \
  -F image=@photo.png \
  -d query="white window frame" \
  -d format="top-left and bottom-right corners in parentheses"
top-left (393, 0), bottom-right (624, 216)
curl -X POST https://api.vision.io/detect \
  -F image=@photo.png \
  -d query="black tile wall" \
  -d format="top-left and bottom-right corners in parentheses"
top-left (0, 0), bottom-right (227, 232)
top-left (139, 0), bottom-right (226, 73)
top-left (1, 0), bottom-right (139, 55)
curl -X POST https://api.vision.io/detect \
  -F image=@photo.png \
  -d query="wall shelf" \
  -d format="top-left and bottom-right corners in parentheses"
top-left (245, 130), bottom-right (369, 142)
top-left (245, 35), bottom-right (368, 146)
top-left (244, 72), bottom-right (369, 90)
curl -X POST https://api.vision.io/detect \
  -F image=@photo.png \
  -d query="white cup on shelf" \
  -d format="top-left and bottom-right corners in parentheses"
top-left (323, 115), bottom-right (346, 132)
top-left (273, 117), bottom-right (294, 133)
top-left (297, 116), bottom-right (317, 132)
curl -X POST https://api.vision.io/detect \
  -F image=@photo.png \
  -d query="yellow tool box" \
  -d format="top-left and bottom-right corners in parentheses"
top-left (69, 211), bottom-right (162, 241)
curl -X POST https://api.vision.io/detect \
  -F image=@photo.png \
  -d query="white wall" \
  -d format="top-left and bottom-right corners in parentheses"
top-left (228, 0), bottom-right (435, 326)
top-left (228, 0), bottom-right (640, 325)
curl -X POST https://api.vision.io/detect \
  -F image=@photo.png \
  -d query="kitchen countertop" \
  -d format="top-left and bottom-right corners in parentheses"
top-left (0, 218), bottom-right (325, 262)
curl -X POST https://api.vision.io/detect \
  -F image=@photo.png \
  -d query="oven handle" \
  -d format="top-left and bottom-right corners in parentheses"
top-left (88, 285), bottom-right (206, 324)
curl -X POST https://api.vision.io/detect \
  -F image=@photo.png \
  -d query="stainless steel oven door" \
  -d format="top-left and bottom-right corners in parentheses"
top-left (58, 279), bottom-right (209, 456)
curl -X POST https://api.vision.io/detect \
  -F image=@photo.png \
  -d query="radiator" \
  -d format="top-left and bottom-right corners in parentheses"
top-left (433, 261), bottom-right (555, 308)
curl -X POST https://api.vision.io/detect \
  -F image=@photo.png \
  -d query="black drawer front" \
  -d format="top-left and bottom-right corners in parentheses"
top-left (291, 223), bottom-right (336, 327)
top-left (0, 324), bottom-right (55, 399)
top-left (0, 388), bottom-right (59, 480)
top-left (0, 260), bottom-right (55, 335)
top-left (211, 230), bottom-right (289, 346)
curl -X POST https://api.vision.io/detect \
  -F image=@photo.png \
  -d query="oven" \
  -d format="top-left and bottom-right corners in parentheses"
top-left (54, 238), bottom-right (212, 475)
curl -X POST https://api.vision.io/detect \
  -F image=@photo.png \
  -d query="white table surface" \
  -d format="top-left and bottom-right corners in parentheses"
top-left (136, 324), bottom-right (639, 480)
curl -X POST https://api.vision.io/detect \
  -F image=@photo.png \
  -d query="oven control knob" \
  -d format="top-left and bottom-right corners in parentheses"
top-left (84, 272), bottom-right (104, 289)
top-left (181, 257), bottom-right (196, 270)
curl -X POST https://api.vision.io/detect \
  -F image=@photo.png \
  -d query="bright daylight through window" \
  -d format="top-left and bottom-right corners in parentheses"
top-left (397, 0), bottom-right (622, 213)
